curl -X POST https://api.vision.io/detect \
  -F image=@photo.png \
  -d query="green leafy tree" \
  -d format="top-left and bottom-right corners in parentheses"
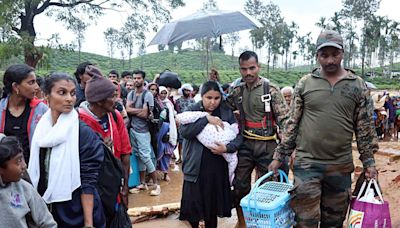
top-left (282, 21), bottom-right (298, 70)
top-left (104, 28), bottom-right (119, 67)
top-left (138, 42), bottom-right (146, 69)
top-left (225, 32), bottom-right (240, 69)
top-left (377, 16), bottom-right (390, 68)
top-left (344, 21), bottom-right (358, 68)
top-left (330, 12), bottom-right (343, 34)
top-left (315, 17), bottom-right (328, 30)
top-left (363, 15), bottom-right (383, 72)
top-left (67, 18), bottom-right (87, 63)
top-left (245, 0), bottom-right (283, 74)
top-left (0, 0), bottom-right (185, 67)
top-left (297, 32), bottom-right (316, 69)
top-left (119, 14), bottom-right (148, 69)
top-left (386, 21), bottom-right (400, 72)
top-left (342, 0), bottom-right (381, 76)
top-left (305, 33), bottom-right (316, 68)
top-left (203, 0), bottom-right (218, 10)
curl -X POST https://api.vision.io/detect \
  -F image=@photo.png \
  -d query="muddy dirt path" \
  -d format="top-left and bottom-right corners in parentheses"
top-left (130, 142), bottom-right (400, 227)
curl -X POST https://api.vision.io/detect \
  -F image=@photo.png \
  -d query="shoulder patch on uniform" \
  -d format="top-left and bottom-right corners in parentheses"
top-left (230, 83), bottom-right (243, 96)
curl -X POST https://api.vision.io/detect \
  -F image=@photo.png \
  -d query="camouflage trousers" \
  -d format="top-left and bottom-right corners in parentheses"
top-left (233, 138), bottom-right (288, 206)
top-left (291, 162), bottom-right (354, 228)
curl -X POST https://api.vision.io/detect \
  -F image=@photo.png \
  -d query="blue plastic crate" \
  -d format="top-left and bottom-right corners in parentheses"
top-left (240, 170), bottom-right (295, 228)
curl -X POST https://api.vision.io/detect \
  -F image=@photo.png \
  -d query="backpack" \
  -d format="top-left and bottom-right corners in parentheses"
top-left (77, 111), bottom-right (123, 220)
top-left (149, 98), bottom-right (169, 153)
top-left (128, 90), bottom-right (167, 131)
top-left (97, 142), bottom-right (123, 220)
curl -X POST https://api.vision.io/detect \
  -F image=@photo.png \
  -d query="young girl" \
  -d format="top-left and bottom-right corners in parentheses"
top-left (0, 135), bottom-right (56, 228)
top-left (28, 73), bottom-right (106, 228)
top-left (0, 64), bottom-right (48, 165)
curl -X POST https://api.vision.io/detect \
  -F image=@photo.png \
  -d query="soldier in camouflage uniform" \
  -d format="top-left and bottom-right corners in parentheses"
top-left (226, 51), bottom-right (290, 227)
top-left (269, 30), bottom-right (378, 228)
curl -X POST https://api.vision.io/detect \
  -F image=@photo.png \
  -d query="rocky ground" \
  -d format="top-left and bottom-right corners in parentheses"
top-left (129, 141), bottom-right (400, 227)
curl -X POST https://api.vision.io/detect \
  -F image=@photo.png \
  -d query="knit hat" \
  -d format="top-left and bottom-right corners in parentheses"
top-left (85, 65), bottom-right (103, 78)
top-left (85, 74), bottom-right (117, 103)
top-left (316, 30), bottom-right (343, 51)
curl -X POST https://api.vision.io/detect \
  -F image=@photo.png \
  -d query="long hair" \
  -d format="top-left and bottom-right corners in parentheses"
top-left (2, 64), bottom-right (35, 98)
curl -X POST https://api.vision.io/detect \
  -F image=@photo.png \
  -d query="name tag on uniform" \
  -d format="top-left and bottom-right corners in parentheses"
top-left (261, 94), bottom-right (271, 112)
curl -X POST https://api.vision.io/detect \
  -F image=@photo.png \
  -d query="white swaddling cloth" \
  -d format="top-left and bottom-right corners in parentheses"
top-left (177, 111), bottom-right (238, 185)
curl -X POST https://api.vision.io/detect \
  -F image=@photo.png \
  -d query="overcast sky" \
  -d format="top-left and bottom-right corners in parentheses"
top-left (34, 0), bottom-right (400, 61)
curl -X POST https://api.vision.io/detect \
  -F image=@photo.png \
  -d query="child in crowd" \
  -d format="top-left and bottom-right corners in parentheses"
top-left (0, 134), bottom-right (57, 228)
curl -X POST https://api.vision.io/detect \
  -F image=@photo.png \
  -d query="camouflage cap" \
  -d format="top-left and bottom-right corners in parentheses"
top-left (316, 30), bottom-right (343, 50)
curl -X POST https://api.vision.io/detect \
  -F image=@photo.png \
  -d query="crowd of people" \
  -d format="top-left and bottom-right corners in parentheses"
top-left (372, 92), bottom-right (400, 140)
top-left (0, 29), bottom-right (385, 228)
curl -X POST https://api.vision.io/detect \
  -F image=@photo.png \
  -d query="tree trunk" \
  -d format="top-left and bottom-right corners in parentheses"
top-left (129, 46), bottom-right (133, 69)
top-left (390, 51), bottom-right (394, 71)
top-left (24, 48), bottom-right (43, 68)
top-left (272, 54), bottom-right (276, 71)
top-left (78, 39), bottom-right (81, 63)
top-left (20, 8), bottom-right (43, 68)
top-left (285, 49), bottom-right (289, 71)
top-left (360, 20), bottom-right (367, 78)
top-left (361, 56), bottom-right (365, 78)
top-left (206, 38), bottom-right (210, 75)
top-left (348, 40), bottom-right (353, 68)
top-left (231, 47), bottom-right (235, 70)
top-left (266, 49), bottom-right (271, 75)
top-left (360, 41), bottom-right (366, 77)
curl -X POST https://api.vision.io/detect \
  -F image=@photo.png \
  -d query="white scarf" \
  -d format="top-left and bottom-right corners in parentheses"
top-left (28, 109), bottom-right (81, 204)
top-left (163, 100), bottom-right (178, 146)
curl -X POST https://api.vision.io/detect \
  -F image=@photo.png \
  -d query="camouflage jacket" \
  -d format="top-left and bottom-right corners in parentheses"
top-left (273, 68), bottom-right (378, 168)
top-left (226, 77), bottom-right (289, 133)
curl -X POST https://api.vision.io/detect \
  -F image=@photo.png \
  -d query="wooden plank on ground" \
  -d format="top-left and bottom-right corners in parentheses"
top-left (128, 202), bottom-right (180, 217)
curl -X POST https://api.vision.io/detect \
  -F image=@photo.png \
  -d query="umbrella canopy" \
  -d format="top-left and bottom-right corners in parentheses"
top-left (148, 9), bottom-right (261, 46)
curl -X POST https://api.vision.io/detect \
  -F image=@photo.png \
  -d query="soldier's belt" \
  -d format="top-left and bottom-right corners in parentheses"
top-left (245, 117), bottom-right (267, 128)
top-left (243, 129), bottom-right (277, 141)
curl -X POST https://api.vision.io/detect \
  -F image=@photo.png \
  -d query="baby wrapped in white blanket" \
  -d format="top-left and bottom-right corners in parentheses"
top-left (176, 111), bottom-right (238, 185)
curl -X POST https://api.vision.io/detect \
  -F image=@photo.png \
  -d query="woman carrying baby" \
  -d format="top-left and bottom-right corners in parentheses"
top-left (179, 81), bottom-right (243, 228)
